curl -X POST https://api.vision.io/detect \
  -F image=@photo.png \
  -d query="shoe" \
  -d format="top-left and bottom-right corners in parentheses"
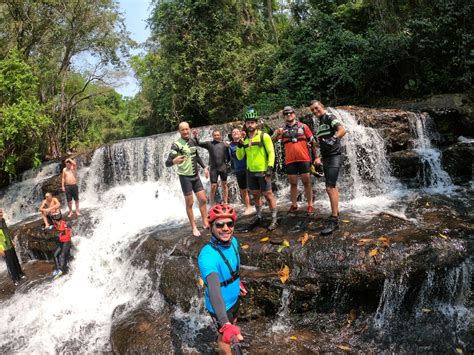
top-left (306, 206), bottom-right (316, 215)
top-left (53, 270), bottom-right (63, 280)
top-left (43, 225), bottom-right (54, 231)
top-left (287, 205), bottom-right (298, 214)
top-left (243, 207), bottom-right (254, 216)
top-left (13, 281), bottom-right (19, 286)
top-left (20, 274), bottom-right (26, 279)
top-left (321, 217), bottom-right (339, 235)
top-left (268, 218), bottom-right (278, 231)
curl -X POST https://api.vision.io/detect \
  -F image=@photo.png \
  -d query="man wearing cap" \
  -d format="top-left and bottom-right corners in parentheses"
top-left (309, 100), bottom-right (346, 235)
top-left (273, 106), bottom-right (317, 215)
top-left (236, 108), bottom-right (278, 230)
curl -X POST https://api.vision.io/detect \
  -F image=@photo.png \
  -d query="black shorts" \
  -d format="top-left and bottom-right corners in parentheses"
top-left (286, 161), bottom-right (311, 175)
top-left (210, 299), bottom-right (240, 330)
top-left (47, 211), bottom-right (62, 225)
top-left (210, 169), bottom-right (228, 184)
top-left (247, 171), bottom-right (272, 192)
top-left (235, 171), bottom-right (247, 189)
top-left (322, 154), bottom-right (342, 188)
top-left (179, 175), bottom-right (204, 195)
top-left (65, 184), bottom-right (79, 202)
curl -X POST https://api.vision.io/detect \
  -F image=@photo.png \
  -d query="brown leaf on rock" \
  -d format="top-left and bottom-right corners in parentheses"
top-left (336, 345), bottom-right (352, 352)
top-left (241, 244), bottom-right (250, 249)
top-left (299, 232), bottom-right (309, 246)
top-left (357, 238), bottom-right (372, 246)
top-left (278, 265), bottom-right (290, 284)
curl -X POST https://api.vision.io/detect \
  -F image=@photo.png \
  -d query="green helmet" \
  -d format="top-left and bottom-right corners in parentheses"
top-left (244, 108), bottom-right (259, 121)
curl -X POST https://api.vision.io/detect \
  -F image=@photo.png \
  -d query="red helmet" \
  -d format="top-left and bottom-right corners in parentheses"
top-left (207, 204), bottom-right (237, 224)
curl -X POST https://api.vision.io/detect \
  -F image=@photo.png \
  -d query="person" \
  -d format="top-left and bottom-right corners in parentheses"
top-left (165, 121), bottom-right (209, 237)
top-left (0, 209), bottom-right (25, 286)
top-left (49, 213), bottom-right (72, 280)
top-left (193, 129), bottom-right (229, 206)
top-left (61, 158), bottom-right (80, 218)
top-left (228, 128), bottom-right (253, 215)
top-left (309, 100), bottom-right (347, 235)
top-left (198, 204), bottom-right (247, 355)
top-left (236, 108), bottom-right (278, 231)
top-left (39, 192), bottom-right (62, 229)
top-left (273, 106), bottom-right (317, 215)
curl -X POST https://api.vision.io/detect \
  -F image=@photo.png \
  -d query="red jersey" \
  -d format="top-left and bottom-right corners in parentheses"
top-left (279, 122), bottom-right (313, 164)
top-left (55, 221), bottom-right (72, 243)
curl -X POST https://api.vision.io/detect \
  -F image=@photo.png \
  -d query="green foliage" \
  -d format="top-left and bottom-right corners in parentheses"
top-left (0, 50), bottom-right (51, 178)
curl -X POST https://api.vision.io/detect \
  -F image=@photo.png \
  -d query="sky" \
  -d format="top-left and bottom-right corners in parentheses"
top-left (115, 0), bottom-right (151, 97)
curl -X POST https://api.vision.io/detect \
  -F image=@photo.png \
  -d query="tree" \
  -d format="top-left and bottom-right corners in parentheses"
top-left (0, 50), bottom-right (50, 182)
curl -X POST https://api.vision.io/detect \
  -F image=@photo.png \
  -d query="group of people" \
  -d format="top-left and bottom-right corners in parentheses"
top-left (173, 100), bottom-right (346, 354)
top-left (0, 158), bottom-right (80, 285)
top-left (166, 100), bottom-right (346, 237)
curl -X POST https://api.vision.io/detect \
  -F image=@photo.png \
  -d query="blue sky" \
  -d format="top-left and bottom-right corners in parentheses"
top-left (115, 0), bottom-right (151, 97)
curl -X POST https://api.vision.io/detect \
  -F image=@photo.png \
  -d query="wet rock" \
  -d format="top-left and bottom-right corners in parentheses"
top-left (442, 142), bottom-right (474, 184)
top-left (111, 307), bottom-right (174, 354)
top-left (159, 256), bottom-right (200, 312)
top-left (389, 150), bottom-right (422, 182)
top-left (0, 260), bottom-right (55, 302)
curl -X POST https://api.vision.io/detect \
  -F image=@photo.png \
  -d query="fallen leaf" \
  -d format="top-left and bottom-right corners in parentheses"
top-left (277, 245), bottom-right (288, 253)
top-left (425, 202), bottom-right (430, 207)
top-left (343, 232), bottom-right (350, 237)
top-left (357, 238), bottom-right (373, 246)
top-left (241, 244), bottom-right (250, 249)
top-left (278, 265), bottom-right (290, 283)
top-left (369, 249), bottom-right (379, 257)
top-left (198, 278), bottom-right (204, 287)
top-left (336, 345), bottom-right (351, 351)
top-left (341, 220), bottom-right (350, 223)
top-left (283, 239), bottom-right (290, 247)
top-left (289, 336), bottom-right (298, 340)
top-left (299, 232), bottom-right (309, 246)
top-left (455, 348), bottom-right (463, 354)
top-left (438, 233), bottom-right (448, 240)
top-left (422, 308), bottom-right (432, 313)
top-left (378, 236), bottom-right (388, 242)
top-left (260, 237), bottom-right (270, 242)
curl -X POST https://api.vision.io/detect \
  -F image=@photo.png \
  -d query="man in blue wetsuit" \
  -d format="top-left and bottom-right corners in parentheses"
top-left (198, 204), bottom-right (247, 355)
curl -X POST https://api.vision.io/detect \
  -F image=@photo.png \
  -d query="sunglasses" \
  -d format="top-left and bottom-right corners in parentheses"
top-left (214, 220), bottom-right (235, 228)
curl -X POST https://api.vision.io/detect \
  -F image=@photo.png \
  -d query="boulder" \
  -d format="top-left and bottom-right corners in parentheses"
top-left (442, 142), bottom-right (474, 184)
top-left (389, 149), bottom-right (422, 181)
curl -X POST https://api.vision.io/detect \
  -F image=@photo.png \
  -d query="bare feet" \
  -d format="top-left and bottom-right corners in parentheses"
top-left (203, 224), bottom-right (210, 230)
top-left (68, 212), bottom-right (73, 218)
top-left (243, 207), bottom-right (254, 216)
top-left (75, 211), bottom-right (81, 216)
top-left (192, 227), bottom-right (201, 237)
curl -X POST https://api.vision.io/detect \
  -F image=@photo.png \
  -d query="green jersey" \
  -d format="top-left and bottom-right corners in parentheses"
top-left (165, 137), bottom-right (205, 176)
top-left (236, 130), bottom-right (275, 172)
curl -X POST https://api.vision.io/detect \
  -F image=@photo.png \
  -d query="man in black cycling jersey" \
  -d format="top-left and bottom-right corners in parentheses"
top-left (193, 129), bottom-right (229, 206)
top-left (165, 122), bottom-right (209, 237)
top-left (309, 100), bottom-right (346, 235)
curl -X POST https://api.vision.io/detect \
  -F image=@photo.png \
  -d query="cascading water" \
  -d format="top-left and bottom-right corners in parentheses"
top-left (409, 112), bottom-right (453, 191)
top-left (373, 262), bottom-right (471, 348)
top-left (0, 162), bottom-right (61, 223)
top-left (0, 131), bottom-right (207, 353)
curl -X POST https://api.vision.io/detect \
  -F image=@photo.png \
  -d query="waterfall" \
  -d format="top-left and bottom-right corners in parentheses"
top-left (271, 288), bottom-right (292, 332)
top-left (373, 262), bottom-right (471, 345)
top-left (0, 162), bottom-right (61, 223)
top-left (409, 113), bottom-right (453, 191)
top-left (0, 131), bottom-right (208, 353)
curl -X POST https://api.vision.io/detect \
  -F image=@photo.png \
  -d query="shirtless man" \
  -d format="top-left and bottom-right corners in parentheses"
top-left (39, 192), bottom-right (61, 229)
top-left (61, 158), bottom-right (80, 217)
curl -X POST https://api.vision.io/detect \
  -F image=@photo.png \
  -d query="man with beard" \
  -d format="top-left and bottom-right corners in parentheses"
top-left (273, 106), bottom-right (317, 215)
top-left (309, 100), bottom-right (346, 235)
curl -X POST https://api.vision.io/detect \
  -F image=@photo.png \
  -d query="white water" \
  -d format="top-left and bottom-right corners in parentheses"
top-left (0, 162), bottom-right (61, 223)
top-left (271, 288), bottom-right (292, 333)
top-left (0, 132), bottom-right (208, 353)
top-left (409, 113), bottom-right (453, 192)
